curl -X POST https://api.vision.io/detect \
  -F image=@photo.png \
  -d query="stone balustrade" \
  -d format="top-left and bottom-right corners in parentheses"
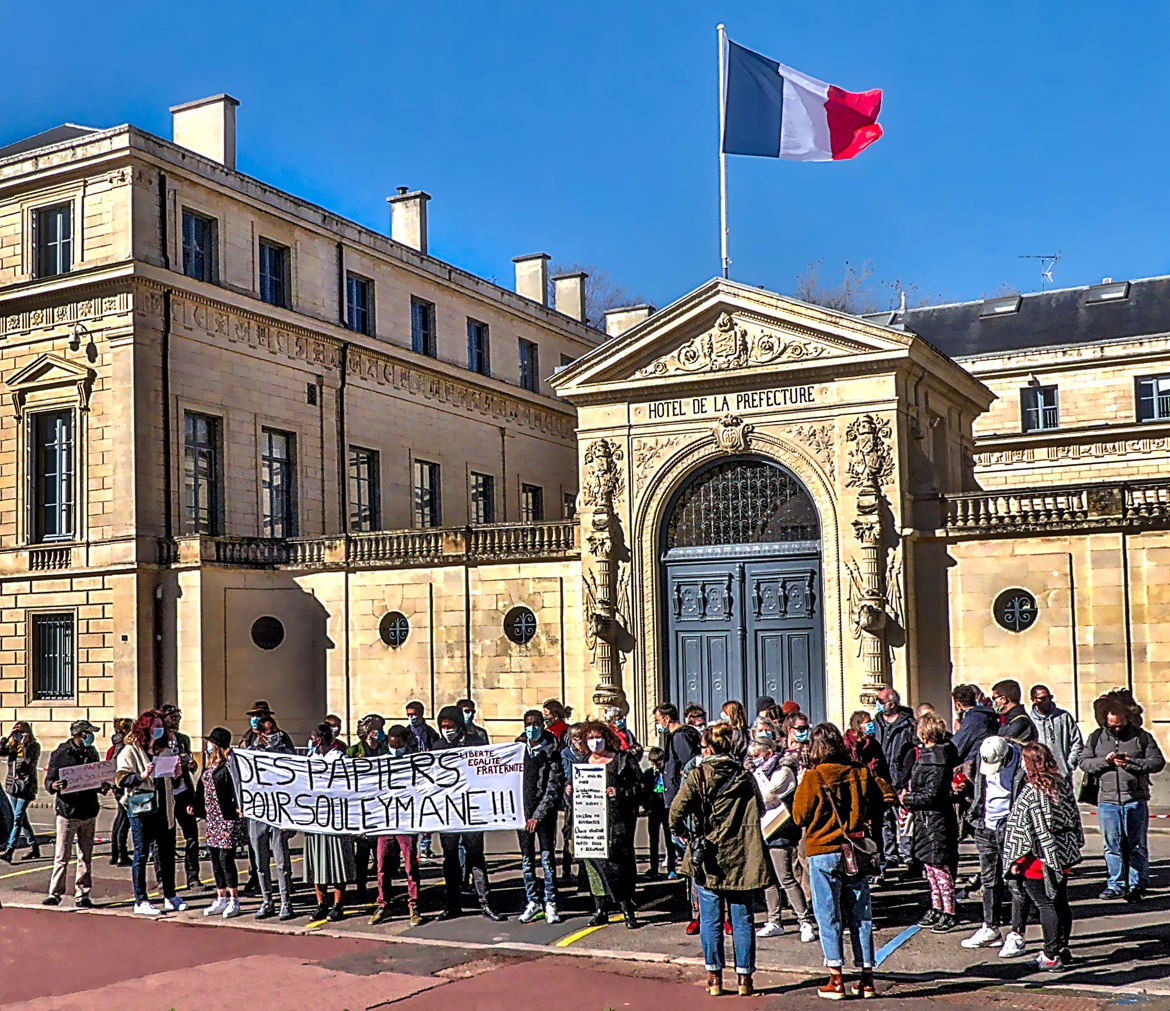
top-left (159, 519), bottom-right (579, 570)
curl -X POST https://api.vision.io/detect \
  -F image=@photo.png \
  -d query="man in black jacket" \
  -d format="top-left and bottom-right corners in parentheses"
top-left (951, 685), bottom-right (1000, 773)
top-left (404, 700), bottom-right (441, 861)
top-left (44, 720), bottom-right (109, 908)
top-left (515, 710), bottom-right (564, 925)
top-left (873, 687), bottom-right (916, 867)
top-left (652, 703), bottom-right (701, 809)
top-left (990, 681), bottom-right (1037, 745)
top-left (157, 705), bottom-right (203, 890)
top-left (433, 705), bottom-right (505, 921)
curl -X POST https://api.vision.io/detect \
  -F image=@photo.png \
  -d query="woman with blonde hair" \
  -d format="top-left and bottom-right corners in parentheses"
top-left (900, 712), bottom-right (960, 932)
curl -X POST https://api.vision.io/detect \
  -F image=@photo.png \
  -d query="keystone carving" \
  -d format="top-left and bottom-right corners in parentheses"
top-left (713, 414), bottom-right (754, 454)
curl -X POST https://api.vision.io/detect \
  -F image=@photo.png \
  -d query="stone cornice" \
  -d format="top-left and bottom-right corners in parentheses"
top-left (973, 420), bottom-right (1170, 467)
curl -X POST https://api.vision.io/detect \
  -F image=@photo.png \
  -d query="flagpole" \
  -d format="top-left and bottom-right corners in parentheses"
top-left (717, 23), bottom-right (729, 279)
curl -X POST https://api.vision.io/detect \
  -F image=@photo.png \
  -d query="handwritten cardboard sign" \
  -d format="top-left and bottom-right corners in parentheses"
top-left (571, 764), bottom-right (608, 860)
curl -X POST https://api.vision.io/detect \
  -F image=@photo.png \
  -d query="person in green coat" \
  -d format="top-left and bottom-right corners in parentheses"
top-left (670, 722), bottom-right (772, 998)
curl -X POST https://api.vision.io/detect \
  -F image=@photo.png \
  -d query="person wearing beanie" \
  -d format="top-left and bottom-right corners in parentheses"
top-left (43, 720), bottom-right (108, 907)
top-left (754, 697), bottom-right (776, 720)
top-left (780, 700), bottom-right (801, 717)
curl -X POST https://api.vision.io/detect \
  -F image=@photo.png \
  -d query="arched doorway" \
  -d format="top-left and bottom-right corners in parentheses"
top-left (660, 456), bottom-right (825, 722)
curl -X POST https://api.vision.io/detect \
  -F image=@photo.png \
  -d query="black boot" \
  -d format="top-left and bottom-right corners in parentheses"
top-left (588, 898), bottom-right (608, 927)
top-left (480, 900), bottom-right (506, 922)
top-left (0, 848), bottom-right (13, 864)
top-left (621, 900), bottom-right (640, 930)
top-left (22, 843), bottom-right (41, 861)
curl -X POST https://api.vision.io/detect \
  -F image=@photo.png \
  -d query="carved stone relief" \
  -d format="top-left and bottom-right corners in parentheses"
top-left (632, 436), bottom-right (683, 493)
top-left (712, 414), bottom-right (754, 454)
top-left (581, 438), bottom-right (625, 508)
top-left (793, 423), bottom-right (836, 481)
top-left (845, 414), bottom-right (894, 488)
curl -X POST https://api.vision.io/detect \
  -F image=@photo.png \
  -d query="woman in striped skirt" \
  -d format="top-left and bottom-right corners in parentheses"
top-left (303, 723), bottom-right (357, 922)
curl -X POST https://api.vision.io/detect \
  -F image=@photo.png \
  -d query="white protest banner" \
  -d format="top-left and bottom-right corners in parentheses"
top-left (58, 760), bottom-right (116, 795)
top-left (232, 743), bottom-right (525, 835)
top-left (571, 764), bottom-right (608, 859)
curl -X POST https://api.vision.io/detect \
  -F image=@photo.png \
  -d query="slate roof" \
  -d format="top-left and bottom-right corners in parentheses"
top-left (0, 124), bottom-right (101, 161)
top-left (860, 275), bottom-right (1170, 360)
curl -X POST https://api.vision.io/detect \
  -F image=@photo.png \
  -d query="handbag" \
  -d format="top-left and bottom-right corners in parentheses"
top-left (815, 769), bottom-right (880, 877)
top-left (1077, 771), bottom-right (1099, 806)
top-left (127, 788), bottom-right (157, 817)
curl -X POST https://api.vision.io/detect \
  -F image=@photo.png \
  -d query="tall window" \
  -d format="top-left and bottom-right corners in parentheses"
top-left (411, 297), bottom-right (436, 357)
top-left (467, 319), bottom-right (490, 376)
top-left (1137, 375), bottom-right (1170, 423)
top-left (30, 410), bottom-right (74, 543)
top-left (34, 203), bottom-right (72, 278)
top-left (346, 273), bottom-right (372, 335)
top-left (349, 446), bottom-right (380, 532)
top-left (1020, 386), bottom-right (1059, 433)
top-left (563, 492), bottom-right (577, 519)
top-left (32, 613), bottom-right (74, 701)
top-left (470, 472), bottom-right (495, 524)
top-left (181, 209), bottom-right (217, 283)
top-left (260, 428), bottom-right (296, 537)
top-left (521, 483), bottom-right (544, 522)
top-left (183, 412), bottom-right (222, 534)
top-left (519, 338), bottom-right (539, 393)
top-left (413, 460), bottom-right (441, 528)
top-left (258, 240), bottom-right (290, 307)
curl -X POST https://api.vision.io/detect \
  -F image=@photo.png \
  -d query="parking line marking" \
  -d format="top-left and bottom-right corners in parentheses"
top-left (553, 915), bottom-right (625, 947)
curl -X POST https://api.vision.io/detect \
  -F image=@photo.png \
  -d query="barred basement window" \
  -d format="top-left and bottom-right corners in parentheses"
top-left (992, 588), bottom-right (1038, 633)
top-left (250, 616), bottom-right (285, 650)
top-left (504, 605), bottom-right (537, 645)
top-left (32, 613), bottom-right (74, 700)
top-left (379, 611), bottom-right (410, 648)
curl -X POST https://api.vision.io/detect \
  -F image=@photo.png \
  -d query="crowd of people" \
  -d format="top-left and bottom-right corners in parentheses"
top-left (0, 681), bottom-right (1163, 1000)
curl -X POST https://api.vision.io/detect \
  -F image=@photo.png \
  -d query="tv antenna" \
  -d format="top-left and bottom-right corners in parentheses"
top-left (1018, 251), bottom-right (1061, 289)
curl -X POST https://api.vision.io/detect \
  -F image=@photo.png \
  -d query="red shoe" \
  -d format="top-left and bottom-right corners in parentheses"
top-left (724, 918), bottom-right (733, 935)
top-left (685, 919), bottom-right (700, 935)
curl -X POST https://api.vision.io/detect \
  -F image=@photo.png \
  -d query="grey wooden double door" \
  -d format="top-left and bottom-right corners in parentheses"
top-left (660, 458), bottom-right (825, 723)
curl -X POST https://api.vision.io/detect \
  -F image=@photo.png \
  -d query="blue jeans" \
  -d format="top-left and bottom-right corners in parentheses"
top-left (808, 850), bottom-right (875, 969)
top-left (1098, 800), bottom-right (1150, 891)
top-left (695, 884), bottom-right (755, 975)
top-left (5, 795), bottom-right (35, 850)
top-left (518, 820), bottom-right (557, 904)
top-left (129, 810), bottom-right (176, 903)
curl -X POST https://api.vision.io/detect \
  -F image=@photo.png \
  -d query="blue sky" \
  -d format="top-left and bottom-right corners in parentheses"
top-left (6, 1), bottom-right (1169, 310)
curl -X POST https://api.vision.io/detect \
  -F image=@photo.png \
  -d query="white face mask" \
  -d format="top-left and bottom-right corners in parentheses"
top-left (205, 741), bottom-right (216, 755)
top-left (586, 738), bottom-right (605, 753)
top-left (440, 728), bottom-right (458, 742)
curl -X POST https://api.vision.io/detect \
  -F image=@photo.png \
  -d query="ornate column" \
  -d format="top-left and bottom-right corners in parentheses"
top-left (844, 415), bottom-right (901, 707)
top-left (580, 438), bottom-right (628, 713)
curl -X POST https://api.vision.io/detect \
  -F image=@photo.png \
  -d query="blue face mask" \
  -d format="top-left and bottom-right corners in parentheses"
top-left (759, 730), bottom-right (775, 740)
top-left (524, 725), bottom-right (542, 742)
top-left (793, 729), bottom-right (810, 744)
top-left (250, 717), bottom-right (260, 730)
top-left (719, 713), bottom-right (731, 723)
top-left (615, 718), bottom-right (626, 730)
top-left (390, 746), bottom-right (406, 758)
top-left (375, 729), bottom-right (387, 743)
top-left (151, 726), bottom-right (165, 741)
top-left (863, 721), bottom-right (876, 736)
top-left (655, 723), bottom-right (667, 734)
top-left (82, 732), bottom-right (95, 748)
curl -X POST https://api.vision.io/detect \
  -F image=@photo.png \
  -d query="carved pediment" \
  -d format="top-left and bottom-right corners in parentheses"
top-left (6, 353), bottom-right (96, 419)
top-left (634, 312), bottom-right (844, 378)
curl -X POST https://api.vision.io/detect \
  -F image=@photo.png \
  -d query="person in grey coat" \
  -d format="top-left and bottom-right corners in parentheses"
top-left (1028, 685), bottom-right (1083, 778)
top-left (243, 713), bottom-right (297, 920)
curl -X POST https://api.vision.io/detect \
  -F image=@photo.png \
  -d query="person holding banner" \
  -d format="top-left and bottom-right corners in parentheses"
top-left (244, 712), bottom-right (296, 921)
top-left (434, 705), bottom-right (505, 922)
top-left (347, 718), bottom-right (390, 903)
top-left (515, 710), bottom-right (564, 925)
top-left (669, 722), bottom-right (771, 997)
top-left (303, 723), bottom-right (357, 922)
top-left (43, 720), bottom-right (108, 908)
top-left (115, 709), bottom-right (188, 916)
top-left (190, 727), bottom-right (246, 919)
top-left (577, 721), bottom-right (641, 930)
top-left (369, 725), bottom-right (424, 927)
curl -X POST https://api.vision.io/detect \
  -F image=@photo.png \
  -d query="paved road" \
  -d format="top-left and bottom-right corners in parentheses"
top-left (2, 802), bottom-right (1168, 1009)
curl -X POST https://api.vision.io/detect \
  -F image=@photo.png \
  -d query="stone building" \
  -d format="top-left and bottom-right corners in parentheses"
top-left (1, 97), bottom-right (1167, 784)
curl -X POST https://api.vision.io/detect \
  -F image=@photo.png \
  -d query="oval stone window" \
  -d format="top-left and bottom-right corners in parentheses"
top-left (379, 611), bottom-right (410, 648)
top-left (504, 605), bottom-right (538, 645)
top-left (251, 615), bottom-right (285, 650)
top-left (993, 588), bottom-right (1038, 633)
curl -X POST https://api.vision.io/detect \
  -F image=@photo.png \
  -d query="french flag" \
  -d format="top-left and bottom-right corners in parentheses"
top-left (722, 40), bottom-right (882, 161)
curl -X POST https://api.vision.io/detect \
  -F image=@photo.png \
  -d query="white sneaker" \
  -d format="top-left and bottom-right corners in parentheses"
top-left (204, 897), bottom-right (227, 917)
top-left (545, 902), bottom-right (561, 924)
top-left (961, 924), bottom-right (1002, 949)
top-left (165, 896), bottom-right (188, 912)
top-left (222, 899), bottom-right (241, 919)
top-left (757, 921), bottom-right (784, 937)
top-left (999, 931), bottom-right (1027, 958)
top-left (518, 900), bottom-right (542, 924)
top-left (133, 901), bottom-right (161, 916)
top-left (799, 921), bottom-right (818, 943)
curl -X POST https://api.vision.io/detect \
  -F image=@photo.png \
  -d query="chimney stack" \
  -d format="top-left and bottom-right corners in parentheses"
top-left (387, 188), bottom-right (431, 254)
top-left (603, 304), bottom-right (655, 337)
top-left (552, 271), bottom-right (588, 322)
top-left (170, 94), bottom-right (240, 169)
top-left (513, 253), bottom-right (551, 306)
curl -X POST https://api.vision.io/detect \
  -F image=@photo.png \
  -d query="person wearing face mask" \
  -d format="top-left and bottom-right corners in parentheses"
top-left (542, 699), bottom-right (573, 747)
top-left (157, 705), bottom-right (203, 893)
top-left (720, 701), bottom-right (750, 760)
top-left (573, 722), bottom-right (641, 929)
top-left (105, 718), bottom-right (134, 867)
top-left (303, 723), bottom-right (357, 922)
top-left (433, 706), bottom-right (505, 921)
top-left (1028, 685), bottom-right (1083, 779)
top-left (1, 721), bottom-right (42, 863)
top-left (871, 687), bottom-right (916, 869)
top-left (844, 711), bottom-right (891, 880)
top-left (369, 726), bottom-right (424, 926)
top-left (515, 711), bottom-right (565, 924)
top-left (403, 701), bottom-right (440, 862)
top-left (560, 723), bottom-right (588, 885)
top-left (243, 713), bottom-right (296, 921)
top-left (456, 698), bottom-right (490, 746)
top-left (190, 728), bottom-right (245, 919)
top-left (990, 680), bottom-right (1037, 745)
top-left (43, 720), bottom-right (109, 907)
top-left (114, 709), bottom-right (188, 916)
top-left (605, 706), bottom-right (643, 763)
top-left (347, 716), bottom-right (389, 903)
top-left (684, 704), bottom-right (709, 730)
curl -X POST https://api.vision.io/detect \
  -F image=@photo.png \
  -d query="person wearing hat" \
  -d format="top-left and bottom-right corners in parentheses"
top-left (959, 735), bottom-right (1027, 953)
top-left (240, 700), bottom-right (282, 749)
top-left (242, 711), bottom-right (296, 920)
top-left (43, 720), bottom-right (109, 908)
top-left (189, 727), bottom-right (246, 919)
top-left (754, 697), bottom-right (776, 721)
top-left (157, 704), bottom-right (203, 891)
